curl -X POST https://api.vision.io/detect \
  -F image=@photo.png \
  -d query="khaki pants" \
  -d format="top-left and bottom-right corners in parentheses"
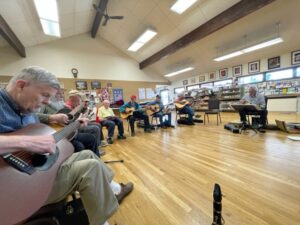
top-left (46, 150), bottom-right (119, 225)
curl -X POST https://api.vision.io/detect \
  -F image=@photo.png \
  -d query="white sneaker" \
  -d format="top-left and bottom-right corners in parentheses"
top-left (100, 140), bottom-right (109, 147)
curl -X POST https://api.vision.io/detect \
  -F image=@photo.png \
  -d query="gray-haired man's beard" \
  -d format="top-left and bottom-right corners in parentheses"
top-left (49, 101), bottom-right (64, 111)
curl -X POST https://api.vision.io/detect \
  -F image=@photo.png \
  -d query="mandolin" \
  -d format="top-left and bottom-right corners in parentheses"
top-left (0, 122), bottom-right (79, 225)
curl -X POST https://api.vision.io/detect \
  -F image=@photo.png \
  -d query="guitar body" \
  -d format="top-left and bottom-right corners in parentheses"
top-left (175, 100), bottom-right (190, 110)
top-left (120, 107), bottom-right (135, 119)
top-left (0, 123), bottom-right (74, 225)
top-left (146, 104), bottom-right (161, 116)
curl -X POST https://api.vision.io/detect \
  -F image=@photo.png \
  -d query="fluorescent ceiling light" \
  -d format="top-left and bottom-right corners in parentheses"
top-left (214, 51), bottom-right (243, 62)
top-left (128, 29), bottom-right (157, 52)
top-left (164, 67), bottom-right (194, 77)
top-left (128, 42), bottom-right (144, 52)
top-left (214, 37), bottom-right (283, 61)
top-left (171, 0), bottom-right (197, 14)
top-left (34, 0), bottom-right (61, 37)
top-left (243, 37), bottom-right (283, 53)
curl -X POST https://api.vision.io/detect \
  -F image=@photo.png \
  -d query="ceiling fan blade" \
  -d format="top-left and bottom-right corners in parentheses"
top-left (109, 16), bottom-right (124, 20)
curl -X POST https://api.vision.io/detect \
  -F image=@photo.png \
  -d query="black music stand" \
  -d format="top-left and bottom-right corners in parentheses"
top-left (231, 104), bottom-right (261, 133)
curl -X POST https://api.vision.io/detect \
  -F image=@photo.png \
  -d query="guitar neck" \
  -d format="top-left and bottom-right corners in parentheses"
top-left (53, 120), bottom-right (80, 143)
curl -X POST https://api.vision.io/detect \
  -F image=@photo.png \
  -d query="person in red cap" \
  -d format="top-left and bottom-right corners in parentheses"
top-left (120, 95), bottom-right (152, 136)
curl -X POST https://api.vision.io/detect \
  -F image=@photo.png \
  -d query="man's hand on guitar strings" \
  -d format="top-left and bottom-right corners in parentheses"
top-left (20, 135), bottom-right (56, 154)
top-left (49, 113), bottom-right (69, 124)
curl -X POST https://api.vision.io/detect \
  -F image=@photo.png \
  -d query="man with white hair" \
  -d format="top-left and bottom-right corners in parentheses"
top-left (239, 86), bottom-right (267, 128)
top-left (97, 99), bottom-right (126, 144)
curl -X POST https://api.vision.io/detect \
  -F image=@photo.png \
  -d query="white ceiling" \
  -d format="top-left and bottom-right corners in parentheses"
top-left (0, 0), bottom-right (300, 82)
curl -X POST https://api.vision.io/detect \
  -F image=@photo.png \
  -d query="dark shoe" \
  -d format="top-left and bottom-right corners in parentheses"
top-left (169, 125), bottom-right (175, 128)
top-left (144, 129), bottom-right (152, 133)
top-left (150, 126), bottom-right (155, 130)
top-left (116, 182), bottom-right (134, 204)
top-left (161, 125), bottom-right (167, 129)
top-left (107, 138), bottom-right (113, 144)
top-left (131, 132), bottom-right (135, 137)
top-left (117, 135), bottom-right (127, 140)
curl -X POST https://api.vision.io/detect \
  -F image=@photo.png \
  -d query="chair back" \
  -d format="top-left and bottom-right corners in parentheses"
top-left (208, 99), bottom-right (220, 110)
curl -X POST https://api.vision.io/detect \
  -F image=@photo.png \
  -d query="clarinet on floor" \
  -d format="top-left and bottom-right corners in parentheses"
top-left (212, 183), bottom-right (224, 225)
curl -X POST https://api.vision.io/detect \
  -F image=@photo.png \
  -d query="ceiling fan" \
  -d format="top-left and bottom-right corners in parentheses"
top-left (93, 4), bottom-right (124, 26)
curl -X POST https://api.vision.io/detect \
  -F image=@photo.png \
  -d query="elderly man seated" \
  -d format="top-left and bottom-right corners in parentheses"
top-left (97, 100), bottom-right (126, 144)
top-left (239, 86), bottom-right (267, 129)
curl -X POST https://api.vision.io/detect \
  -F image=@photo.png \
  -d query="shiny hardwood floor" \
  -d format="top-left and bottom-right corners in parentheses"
top-left (103, 112), bottom-right (300, 225)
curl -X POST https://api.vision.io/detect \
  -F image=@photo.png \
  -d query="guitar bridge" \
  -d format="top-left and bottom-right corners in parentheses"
top-left (2, 154), bottom-right (35, 175)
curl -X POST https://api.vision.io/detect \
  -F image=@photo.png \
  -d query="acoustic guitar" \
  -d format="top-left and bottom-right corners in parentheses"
top-left (0, 122), bottom-right (79, 225)
top-left (120, 107), bottom-right (135, 119)
top-left (175, 100), bottom-right (191, 110)
top-left (146, 104), bottom-right (161, 116)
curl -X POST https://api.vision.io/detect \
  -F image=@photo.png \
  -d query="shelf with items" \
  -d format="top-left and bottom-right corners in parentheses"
top-left (218, 86), bottom-right (243, 112)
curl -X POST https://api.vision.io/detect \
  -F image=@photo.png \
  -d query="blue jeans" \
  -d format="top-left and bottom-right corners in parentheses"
top-left (101, 117), bottom-right (124, 138)
top-left (179, 106), bottom-right (194, 123)
top-left (153, 112), bottom-right (172, 126)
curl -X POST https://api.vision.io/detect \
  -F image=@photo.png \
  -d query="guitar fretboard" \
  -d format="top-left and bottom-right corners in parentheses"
top-left (53, 121), bottom-right (80, 143)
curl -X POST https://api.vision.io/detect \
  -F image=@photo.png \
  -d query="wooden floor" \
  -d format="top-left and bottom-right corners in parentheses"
top-left (103, 112), bottom-right (300, 225)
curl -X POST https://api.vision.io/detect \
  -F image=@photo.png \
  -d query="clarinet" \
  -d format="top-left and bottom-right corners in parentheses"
top-left (212, 183), bottom-right (224, 225)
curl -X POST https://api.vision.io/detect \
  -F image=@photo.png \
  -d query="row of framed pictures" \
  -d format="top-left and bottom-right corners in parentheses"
top-left (75, 81), bottom-right (113, 90)
top-left (182, 50), bottom-right (300, 85)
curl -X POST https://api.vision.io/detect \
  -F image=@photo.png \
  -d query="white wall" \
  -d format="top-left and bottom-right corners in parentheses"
top-left (0, 33), bottom-right (167, 82)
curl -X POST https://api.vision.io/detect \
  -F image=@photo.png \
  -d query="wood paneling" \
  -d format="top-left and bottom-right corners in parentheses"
top-left (0, 75), bottom-right (168, 101)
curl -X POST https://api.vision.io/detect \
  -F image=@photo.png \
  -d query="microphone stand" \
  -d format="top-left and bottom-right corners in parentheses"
top-left (212, 183), bottom-right (224, 225)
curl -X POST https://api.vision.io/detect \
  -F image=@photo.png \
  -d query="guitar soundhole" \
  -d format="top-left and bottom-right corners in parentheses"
top-left (31, 154), bottom-right (48, 167)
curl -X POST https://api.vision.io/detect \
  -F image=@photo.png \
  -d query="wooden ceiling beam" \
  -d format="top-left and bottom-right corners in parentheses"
top-left (91, 0), bottom-right (108, 38)
top-left (0, 14), bottom-right (26, 57)
top-left (139, 0), bottom-right (275, 69)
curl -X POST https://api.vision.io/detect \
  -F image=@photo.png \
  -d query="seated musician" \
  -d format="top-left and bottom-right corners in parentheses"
top-left (120, 95), bottom-right (152, 136)
top-left (97, 100), bottom-right (126, 144)
top-left (175, 93), bottom-right (195, 125)
top-left (63, 90), bottom-right (107, 151)
top-left (239, 86), bottom-right (267, 128)
top-left (37, 90), bottom-right (101, 156)
top-left (146, 95), bottom-right (174, 128)
top-left (0, 66), bottom-right (133, 225)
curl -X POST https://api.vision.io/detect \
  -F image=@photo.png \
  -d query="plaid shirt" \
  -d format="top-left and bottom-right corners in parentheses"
top-left (0, 89), bottom-right (38, 133)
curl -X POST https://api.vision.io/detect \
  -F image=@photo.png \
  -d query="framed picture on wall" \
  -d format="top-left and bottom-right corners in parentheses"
top-left (209, 72), bottom-right (215, 80)
top-left (107, 82), bottom-right (112, 88)
top-left (75, 81), bottom-right (87, 90)
top-left (268, 56), bottom-right (280, 70)
top-left (291, 50), bottom-right (300, 65)
top-left (248, 60), bottom-right (260, 74)
top-left (232, 65), bottom-right (242, 76)
top-left (183, 80), bottom-right (188, 85)
top-left (91, 81), bottom-right (101, 90)
top-left (199, 76), bottom-right (205, 82)
top-left (219, 68), bottom-right (228, 79)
